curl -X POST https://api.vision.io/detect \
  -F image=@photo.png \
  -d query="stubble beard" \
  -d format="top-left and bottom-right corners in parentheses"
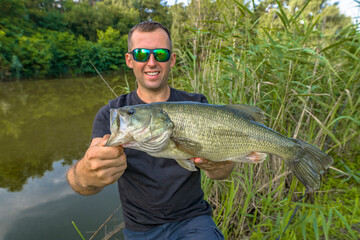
top-left (138, 67), bottom-right (171, 93)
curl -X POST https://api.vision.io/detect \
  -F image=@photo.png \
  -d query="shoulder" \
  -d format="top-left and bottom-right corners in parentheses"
top-left (95, 91), bottom-right (136, 122)
top-left (170, 88), bottom-right (208, 103)
top-left (95, 90), bottom-right (141, 119)
top-left (108, 92), bottom-right (133, 108)
top-left (107, 90), bottom-right (146, 108)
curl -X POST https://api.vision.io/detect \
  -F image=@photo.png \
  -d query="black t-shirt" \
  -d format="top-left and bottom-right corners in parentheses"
top-left (91, 87), bottom-right (212, 231)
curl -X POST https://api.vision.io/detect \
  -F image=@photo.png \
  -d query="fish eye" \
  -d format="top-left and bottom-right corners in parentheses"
top-left (127, 108), bottom-right (136, 115)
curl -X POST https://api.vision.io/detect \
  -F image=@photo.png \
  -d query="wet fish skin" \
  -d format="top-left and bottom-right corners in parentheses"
top-left (105, 101), bottom-right (333, 190)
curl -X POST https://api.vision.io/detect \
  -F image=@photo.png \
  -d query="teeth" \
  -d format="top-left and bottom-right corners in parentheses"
top-left (146, 72), bottom-right (159, 76)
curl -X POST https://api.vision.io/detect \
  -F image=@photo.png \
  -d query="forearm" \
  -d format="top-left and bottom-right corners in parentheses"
top-left (67, 161), bottom-right (104, 196)
top-left (205, 162), bottom-right (235, 180)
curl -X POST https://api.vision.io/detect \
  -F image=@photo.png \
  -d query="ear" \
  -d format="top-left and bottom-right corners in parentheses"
top-left (125, 53), bottom-right (133, 69)
top-left (170, 52), bottom-right (176, 68)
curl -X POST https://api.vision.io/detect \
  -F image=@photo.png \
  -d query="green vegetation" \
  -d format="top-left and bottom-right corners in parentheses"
top-left (72, 221), bottom-right (86, 240)
top-left (0, 0), bottom-right (171, 80)
top-left (168, 0), bottom-right (359, 239)
top-left (1, 0), bottom-right (359, 239)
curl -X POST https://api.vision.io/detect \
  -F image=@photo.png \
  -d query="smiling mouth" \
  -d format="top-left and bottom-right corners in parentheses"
top-left (146, 72), bottom-right (160, 76)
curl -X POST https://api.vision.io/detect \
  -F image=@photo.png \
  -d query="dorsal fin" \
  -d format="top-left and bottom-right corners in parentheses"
top-left (226, 104), bottom-right (265, 123)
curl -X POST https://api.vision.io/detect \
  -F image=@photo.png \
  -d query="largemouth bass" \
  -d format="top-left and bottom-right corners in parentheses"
top-left (105, 101), bottom-right (333, 190)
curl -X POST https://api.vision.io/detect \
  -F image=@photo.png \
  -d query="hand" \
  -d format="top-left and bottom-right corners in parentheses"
top-left (190, 157), bottom-right (235, 180)
top-left (69, 134), bottom-right (127, 194)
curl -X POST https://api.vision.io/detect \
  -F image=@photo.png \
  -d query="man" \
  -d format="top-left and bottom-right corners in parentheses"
top-left (67, 21), bottom-right (235, 239)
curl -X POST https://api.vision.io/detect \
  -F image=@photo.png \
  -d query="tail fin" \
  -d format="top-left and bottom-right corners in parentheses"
top-left (288, 139), bottom-right (333, 190)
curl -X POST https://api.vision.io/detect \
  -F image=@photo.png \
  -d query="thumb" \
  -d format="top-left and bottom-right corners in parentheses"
top-left (100, 134), bottom-right (125, 154)
top-left (99, 134), bottom-right (111, 146)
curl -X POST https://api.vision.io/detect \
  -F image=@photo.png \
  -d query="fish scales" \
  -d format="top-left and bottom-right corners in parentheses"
top-left (105, 101), bottom-right (333, 190)
top-left (160, 103), bottom-right (295, 161)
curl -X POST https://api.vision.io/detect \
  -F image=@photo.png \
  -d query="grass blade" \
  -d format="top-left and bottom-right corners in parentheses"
top-left (312, 211), bottom-right (320, 240)
top-left (334, 208), bottom-right (357, 239)
top-left (72, 221), bottom-right (86, 240)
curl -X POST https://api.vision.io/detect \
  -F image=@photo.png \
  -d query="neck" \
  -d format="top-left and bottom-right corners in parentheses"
top-left (136, 86), bottom-right (171, 103)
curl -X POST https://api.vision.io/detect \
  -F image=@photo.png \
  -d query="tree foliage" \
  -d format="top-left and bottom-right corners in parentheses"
top-left (0, 0), bottom-right (355, 80)
top-left (0, 0), bottom-right (139, 80)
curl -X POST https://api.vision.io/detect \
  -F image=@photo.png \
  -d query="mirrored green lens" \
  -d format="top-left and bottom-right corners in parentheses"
top-left (131, 49), bottom-right (171, 62)
top-left (153, 49), bottom-right (170, 62)
top-left (133, 49), bottom-right (150, 62)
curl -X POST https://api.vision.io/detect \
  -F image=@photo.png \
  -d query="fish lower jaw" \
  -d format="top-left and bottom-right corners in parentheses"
top-left (121, 142), bottom-right (136, 148)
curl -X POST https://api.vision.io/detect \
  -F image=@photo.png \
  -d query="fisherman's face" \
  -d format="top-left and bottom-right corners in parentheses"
top-left (125, 29), bottom-right (176, 92)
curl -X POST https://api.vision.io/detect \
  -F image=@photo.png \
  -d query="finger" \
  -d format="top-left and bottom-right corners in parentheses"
top-left (96, 146), bottom-right (124, 161)
top-left (101, 134), bottom-right (125, 155)
top-left (105, 159), bottom-right (127, 174)
top-left (107, 168), bottom-right (126, 185)
top-left (101, 163), bottom-right (127, 176)
top-left (194, 161), bottom-right (213, 170)
top-left (102, 145), bottom-right (124, 157)
top-left (190, 157), bottom-right (204, 164)
top-left (89, 157), bottom-right (127, 178)
top-left (106, 153), bottom-right (127, 167)
top-left (85, 145), bottom-right (125, 166)
top-left (95, 168), bottom-right (123, 185)
top-left (111, 167), bottom-right (127, 179)
top-left (98, 158), bottom-right (126, 169)
top-left (196, 160), bottom-right (229, 171)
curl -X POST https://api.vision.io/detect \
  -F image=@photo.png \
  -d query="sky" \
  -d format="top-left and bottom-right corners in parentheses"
top-left (166, 0), bottom-right (360, 24)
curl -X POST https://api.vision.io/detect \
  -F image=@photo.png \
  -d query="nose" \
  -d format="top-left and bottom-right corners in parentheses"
top-left (147, 53), bottom-right (157, 66)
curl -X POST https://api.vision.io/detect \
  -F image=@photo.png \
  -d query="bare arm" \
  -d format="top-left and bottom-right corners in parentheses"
top-left (191, 158), bottom-right (235, 180)
top-left (67, 135), bottom-right (127, 195)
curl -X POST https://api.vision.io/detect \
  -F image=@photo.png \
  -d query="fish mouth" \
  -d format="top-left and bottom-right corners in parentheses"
top-left (105, 106), bottom-right (173, 150)
top-left (106, 134), bottom-right (134, 147)
top-left (105, 110), bottom-right (133, 147)
top-left (105, 108), bottom-right (153, 147)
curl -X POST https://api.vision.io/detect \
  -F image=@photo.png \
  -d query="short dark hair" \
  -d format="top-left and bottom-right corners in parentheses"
top-left (127, 21), bottom-right (172, 51)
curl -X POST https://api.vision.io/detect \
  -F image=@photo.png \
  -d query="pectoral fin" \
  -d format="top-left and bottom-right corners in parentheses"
top-left (246, 152), bottom-right (267, 163)
top-left (175, 159), bottom-right (197, 171)
top-left (171, 137), bottom-right (202, 155)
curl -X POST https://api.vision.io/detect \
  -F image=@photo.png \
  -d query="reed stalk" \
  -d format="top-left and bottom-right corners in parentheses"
top-left (173, 0), bottom-right (360, 238)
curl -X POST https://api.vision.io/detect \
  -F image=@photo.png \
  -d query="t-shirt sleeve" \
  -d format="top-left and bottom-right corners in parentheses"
top-left (91, 104), bottom-right (111, 140)
top-left (200, 94), bottom-right (208, 103)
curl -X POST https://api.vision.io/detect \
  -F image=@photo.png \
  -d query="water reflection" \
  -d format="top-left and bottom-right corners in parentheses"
top-left (0, 76), bottom-right (133, 239)
top-left (0, 161), bottom-right (123, 240)
top-left (0, 76), bottom-right (131, 191)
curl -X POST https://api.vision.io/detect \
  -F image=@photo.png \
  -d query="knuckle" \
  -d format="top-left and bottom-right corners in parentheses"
top-left (107, 147), bottom-right (121, 158)
top-left (116, 147), bottom-right (125, 156)
top-left (86, 148), bottom-right (98, 160)
top-left (89, 161), bottom-right (101, 171)
top-left (104, 176), bottom-right (117, 185)
top-left (113, 149), bottom-right (121, 157)
top-left (120, 153), bottom-right (127, 161)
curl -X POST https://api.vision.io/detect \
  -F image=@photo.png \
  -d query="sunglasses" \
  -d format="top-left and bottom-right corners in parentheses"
top-left (129, 48), bottom-right (171, 62)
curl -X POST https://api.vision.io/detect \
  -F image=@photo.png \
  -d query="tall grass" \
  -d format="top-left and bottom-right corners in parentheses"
top-left (171, 0), bottom-right (360, 239)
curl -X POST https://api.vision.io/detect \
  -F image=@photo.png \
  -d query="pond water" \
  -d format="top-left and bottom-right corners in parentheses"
top-left (0, 76), bottom-right (134, 240)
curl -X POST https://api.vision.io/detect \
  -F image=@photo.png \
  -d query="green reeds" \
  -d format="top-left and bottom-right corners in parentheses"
top-left (173, 0), bottom-right (360, 239)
